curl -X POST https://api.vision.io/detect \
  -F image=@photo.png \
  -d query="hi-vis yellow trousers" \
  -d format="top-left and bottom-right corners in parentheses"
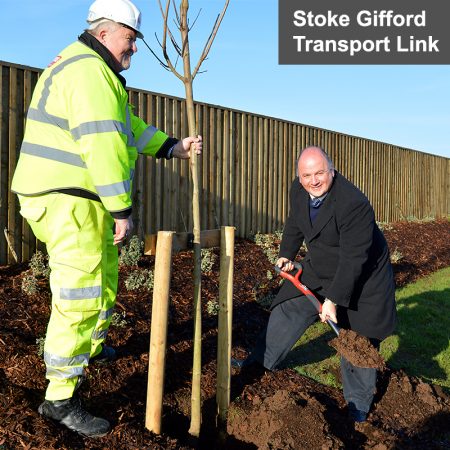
top-left (18, 193), bottom-right (118, 401)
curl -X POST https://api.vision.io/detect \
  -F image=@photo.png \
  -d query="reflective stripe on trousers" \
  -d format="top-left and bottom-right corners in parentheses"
top-left (18, 193), bottom-right (118, 400)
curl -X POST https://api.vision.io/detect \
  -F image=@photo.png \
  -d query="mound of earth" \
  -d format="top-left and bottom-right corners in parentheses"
top-left (0, 219), bottom-right (449, 449)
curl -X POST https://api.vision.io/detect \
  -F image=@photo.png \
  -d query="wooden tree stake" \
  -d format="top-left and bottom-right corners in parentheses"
top-left (145, 231), bottom-right (174, 434)
top-left (216, 226), bottom-right (235, 424)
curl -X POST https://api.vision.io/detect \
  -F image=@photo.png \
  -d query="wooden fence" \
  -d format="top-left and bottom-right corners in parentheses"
top-left (1, 60), bottom-right (449, 265)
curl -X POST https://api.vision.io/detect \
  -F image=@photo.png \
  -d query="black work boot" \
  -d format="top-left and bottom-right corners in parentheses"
top-left (348, 402), bottom-right (368, 423)
top-left (38, 395), bottom-right (110, 438)
top-left (231, 356), bottom-right (258, 370)
top-left (90, 345), bottom-right (116, 364)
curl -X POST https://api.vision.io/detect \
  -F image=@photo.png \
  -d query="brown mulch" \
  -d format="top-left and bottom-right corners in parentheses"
top-left (0, 219), bottom-right (449, 449)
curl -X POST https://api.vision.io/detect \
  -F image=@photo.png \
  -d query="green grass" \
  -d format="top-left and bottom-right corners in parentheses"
top-left (283, 267), bottom-right (450, 390)
top-left (382, 266), bottom-right (450, 388)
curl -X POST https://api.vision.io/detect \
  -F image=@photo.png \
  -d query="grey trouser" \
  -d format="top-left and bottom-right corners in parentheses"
top-left (250, 295), bottom-right (379, 413)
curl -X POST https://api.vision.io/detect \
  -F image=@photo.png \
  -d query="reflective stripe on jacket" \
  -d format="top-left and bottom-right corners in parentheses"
top-left (11, 41), bottom-right (169, 214)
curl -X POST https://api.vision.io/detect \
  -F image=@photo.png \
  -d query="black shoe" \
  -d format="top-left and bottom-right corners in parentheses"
top-left (231, 356), bottom-right (258, 370)
top-left (348, 405), bottom-right (367, 423)
top-left (231, 358), bottom-right (247, 369)
top-left (90, 345), bottom-right (116, 364)
top-left (38, 395), bottom-right (110, 437)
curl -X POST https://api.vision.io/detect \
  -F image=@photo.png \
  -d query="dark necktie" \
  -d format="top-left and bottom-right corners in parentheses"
top-left (309, 197), bottom-right (323, 223)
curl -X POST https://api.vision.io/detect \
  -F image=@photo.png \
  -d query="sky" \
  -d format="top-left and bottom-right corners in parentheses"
top-left (1, 0), bottom-right (449, 159)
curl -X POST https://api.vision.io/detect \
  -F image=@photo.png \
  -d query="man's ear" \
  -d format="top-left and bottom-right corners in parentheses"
top-left (98, 29), bottom-right (108, 44)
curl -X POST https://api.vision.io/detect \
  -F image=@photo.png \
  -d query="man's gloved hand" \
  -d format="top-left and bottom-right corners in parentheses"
top-left (319, 298), bottom-right (338, 323)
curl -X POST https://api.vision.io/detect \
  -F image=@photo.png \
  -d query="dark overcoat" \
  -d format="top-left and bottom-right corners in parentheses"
top-left (273, 172), bottom-right (397, 340)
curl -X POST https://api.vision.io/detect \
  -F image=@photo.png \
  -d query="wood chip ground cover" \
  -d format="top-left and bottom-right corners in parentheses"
top-left (0, 219), bottom-right (449, 449)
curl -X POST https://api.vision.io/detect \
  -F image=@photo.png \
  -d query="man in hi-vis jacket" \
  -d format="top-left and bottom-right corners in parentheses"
top-left (238, 146), bottom-right (397, 423)
top-left (11, 0), bottom-right (202, 437)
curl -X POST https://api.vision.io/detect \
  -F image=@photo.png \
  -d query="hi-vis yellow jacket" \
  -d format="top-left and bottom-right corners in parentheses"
top-left (12, 41), bottom-right (170, 214)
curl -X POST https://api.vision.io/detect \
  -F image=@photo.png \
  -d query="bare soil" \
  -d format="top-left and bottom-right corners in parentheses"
top-left (329, 329), bottom-right (386, 370)
top-left (0, 219), bottom-right (449, 449)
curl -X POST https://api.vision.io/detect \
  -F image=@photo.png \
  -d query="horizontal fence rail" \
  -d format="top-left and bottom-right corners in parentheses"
top-left (1, 60), bottom-right (449, 264)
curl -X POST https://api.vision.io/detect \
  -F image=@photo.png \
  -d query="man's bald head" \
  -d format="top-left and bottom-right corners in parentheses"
top-left (297, 146), bottom-right (335, 197)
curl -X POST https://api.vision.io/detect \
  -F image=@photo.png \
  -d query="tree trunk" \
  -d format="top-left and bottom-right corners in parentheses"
top-left (180, 0), bottom-right (202, 438)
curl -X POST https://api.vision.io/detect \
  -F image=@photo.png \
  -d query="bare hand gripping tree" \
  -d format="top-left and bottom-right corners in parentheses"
top-left (149, 0), bottom-right (229, 437)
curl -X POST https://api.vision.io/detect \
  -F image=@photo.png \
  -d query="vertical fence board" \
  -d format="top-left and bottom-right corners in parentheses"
top-left (216, 109), bottom-right (224, 229)
top-left (267, 119), bottom-right (275, 234)
top-left (228, 111), bottom-right (235, 227)
top-left (233, 112), bottom-right (241, 234)
top-left (261, 118), bottom-right (269, 232)
top-left (240, 113), bottom-right (247, 237)
top-left (245, 115), bottom-right (252, 235)
top-left (172, 99), bottom-right (182, 232)
top-left (0, 65), bottom-right (10, 263)
top-left (8, 68), bottom-right (21, 263)
top-left (250, 116), bottom-right (258, 233)
top-left (272, 121), bottom-right (279, 231)
top-left (222, 109), bottom-right (230, 227)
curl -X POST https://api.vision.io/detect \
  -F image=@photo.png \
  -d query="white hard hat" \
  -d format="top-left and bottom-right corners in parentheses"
top-left (87, 0), bottom-right (144, 39)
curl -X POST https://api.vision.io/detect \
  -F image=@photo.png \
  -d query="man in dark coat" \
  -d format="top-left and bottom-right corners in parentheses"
top-left (241, 146), bottom-right (397, 422)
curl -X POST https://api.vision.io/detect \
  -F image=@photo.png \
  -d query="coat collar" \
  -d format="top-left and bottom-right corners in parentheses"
top-left (78, 31), bottom-right (127, 89)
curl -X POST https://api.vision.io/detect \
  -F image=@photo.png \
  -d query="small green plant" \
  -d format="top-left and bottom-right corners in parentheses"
top-left (201, 248), bottom-right (217, 273)
top-left (252, 232), bottom-right (272, 248)
top-left (125, 269), bottom-right (145, 291)
top-left (119, 235), bottom-right (144, 267)
top-left (29, 250), bottom-right (50, 278)
top-left (252, 232), bottom-right (279, 265)
top-left (274, 229), bottom-right (283, 241)
top-left (22, 250), bottom-right (51, 295)
top-left (125, 268), bottom-right (154, 291)
top-left (142, 269), bottom-right (155, 291)
top-left (266, 270), bottom-right (273, 281)
top-left (206, 299), bottom-right (220, 316)
top-left (36, 336), bottom-right (45, 357)
top-left (390, 248), bottom-right (403, 264)
top-left (110, 311), bottom-right (127, 328)
top-left (21, 270), bottom-right (39, 295)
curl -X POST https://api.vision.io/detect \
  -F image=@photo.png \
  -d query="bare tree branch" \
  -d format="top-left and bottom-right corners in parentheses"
top-left (152, 0), bottom-right (229, 82)
top-left (142, 38), bottom-right (171, 71)
top-left (169, 30), bottom-right (183, 56)
top-left (172, 0), bottom-right (181, 26)
top-left (167, 1), bottom-right (183, 56)
top-left (155, 30), bottom-right (181, 60)
top-left (192, 0), bottom-right (230, 79)
top-left (188, 8), bottom-right (202, 31)
top-left (156, 0), bottom-right (185, 81)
